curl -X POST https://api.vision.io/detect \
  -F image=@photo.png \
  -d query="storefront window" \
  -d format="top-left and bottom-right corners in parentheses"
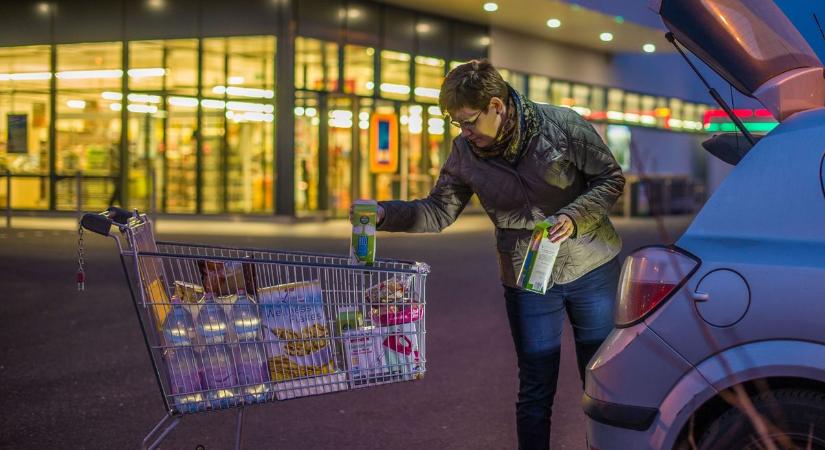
top-left (551, 81), bottom-right (572, 107)
top-left (624, 92), bottom-right (641, 124)
top-left (414, 56), bottom-right (444, 104)
top-left (295, 92), bottom-right (320, 213)
top-left (344, 45), bottom-right (374, 96)
top-left (528, 75), bottom-right (551, 104)
top-left (328, 97), bottom-right (353, 217)
top-left (225, 36), bottom-right (275, 213)
top-left (668, 98), bottom-right (684, 130)
top-left (380, 50), bottom-right (410, 101)
top-left (127, 39), bottom-right (197, 212)
top-left (0, 45), bottom-right (51, 209)
top-left (606, 88), bottom-right (625, 122)
top-left (507, 71), bottom-right (526, 95)
top-left (571, 84), bottom-right (592, 118)
top-left (640, 95), bottom-right (657, 127)
top-left (55, 42), bottom-right (122, 211)
top-left (589, 87), bottom-right (606, 119)
top-left (296, 37), bottom-right (338, 92)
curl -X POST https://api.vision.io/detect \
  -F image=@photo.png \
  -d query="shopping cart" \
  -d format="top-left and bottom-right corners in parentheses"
top-left (78, 208), bottom-right (429, 450)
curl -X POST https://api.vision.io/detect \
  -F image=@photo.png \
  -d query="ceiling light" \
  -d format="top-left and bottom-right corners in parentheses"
top-left (66, 100), bottom-right (86, 109)
top-left (546, 18), bottom-right (562, 28)
top-left (643, 43), bottom-right (656, 53)
top-left (483, 2), bottom-right (498, 12)
top-left (600, 32), bottom-right (614, 42)
top-left (415, 23), bottom-right (432, 34)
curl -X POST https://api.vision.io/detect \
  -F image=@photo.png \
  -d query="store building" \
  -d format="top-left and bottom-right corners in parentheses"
top-left (0, 0), bottom-right (760, 218)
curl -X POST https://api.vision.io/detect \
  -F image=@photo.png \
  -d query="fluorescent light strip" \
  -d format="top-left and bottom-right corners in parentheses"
top-left (127, 68), bottom-right (166, 78)
top-left (606, 111), bottom-right (624, 121)
top-left (414, 87), bottom-right (440, 98)
top-left (56, 69), bottom-right (123, 80)
top-left (329, 118), bottom-right (353, 128)
top-left (169, 96), bottom-right (198, 107)
top-left (212, 85), bottom-right (274, 99)
top-left (428, 106), bottom-right (442, 116)
top-left (128, 104), bottom-right (158, 114)
top-left (330, 110), bottom-right (353, 120)
top-left (226, 101), bottom-right (273, 113)
top-left (0, 72), bottom-right (52, 81)
top-left (380, 83), bottom-right (411, 95)
top-left (128, 93), bottom-right (161, 104)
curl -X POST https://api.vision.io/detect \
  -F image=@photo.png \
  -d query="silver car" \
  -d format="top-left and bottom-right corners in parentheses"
top-left (584, 1), bottom-right (825, 449)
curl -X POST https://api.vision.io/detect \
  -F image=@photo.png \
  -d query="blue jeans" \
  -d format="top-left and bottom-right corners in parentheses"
top-left (503, 256), bottom-right (621, 450)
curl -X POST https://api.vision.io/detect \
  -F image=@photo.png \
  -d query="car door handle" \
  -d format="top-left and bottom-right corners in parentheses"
top-left (693, 291), bottom-right (710, 302)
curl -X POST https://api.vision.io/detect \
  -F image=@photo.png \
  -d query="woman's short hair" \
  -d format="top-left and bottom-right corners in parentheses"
top-left (438, 59), bottom-right (509, 114)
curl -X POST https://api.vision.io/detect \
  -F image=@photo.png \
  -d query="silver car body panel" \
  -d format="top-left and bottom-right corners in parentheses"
top-left (585, 103), bottom-right (825, 448)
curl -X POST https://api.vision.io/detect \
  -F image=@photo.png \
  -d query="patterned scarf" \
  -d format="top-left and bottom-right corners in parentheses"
top-left (468, 85), bottom-right (538, 165)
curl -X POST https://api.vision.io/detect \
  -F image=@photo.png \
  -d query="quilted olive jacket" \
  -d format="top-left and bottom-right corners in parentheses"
top-left (378, 102), bottom-right (625, 288)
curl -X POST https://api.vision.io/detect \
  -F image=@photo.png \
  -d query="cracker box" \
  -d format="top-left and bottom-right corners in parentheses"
top-left (258, 281), bottom-right (342, 389)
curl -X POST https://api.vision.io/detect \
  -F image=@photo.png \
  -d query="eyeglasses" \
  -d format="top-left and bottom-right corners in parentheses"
top-left (448, 109), bottom-right (485, 130)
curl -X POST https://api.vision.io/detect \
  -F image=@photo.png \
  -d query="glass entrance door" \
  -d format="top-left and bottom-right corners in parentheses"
top-left (327, 96), bottom-right (354, 218)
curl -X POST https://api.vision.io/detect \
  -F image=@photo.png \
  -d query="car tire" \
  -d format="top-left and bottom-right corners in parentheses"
top-left (681, 388), bottom-right (825, 450)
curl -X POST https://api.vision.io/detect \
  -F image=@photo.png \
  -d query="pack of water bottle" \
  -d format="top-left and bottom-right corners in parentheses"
top-left (160, 263), bottom-right (271, 413)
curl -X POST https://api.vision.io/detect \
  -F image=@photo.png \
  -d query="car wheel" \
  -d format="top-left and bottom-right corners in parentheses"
top-left (684, 388), bottom-right (825, 450)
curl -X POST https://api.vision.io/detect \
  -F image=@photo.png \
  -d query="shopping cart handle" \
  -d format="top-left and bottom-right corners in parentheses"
top-left (106, 206), bottom-right (133, 225)
top-left (80, 213), bottom-right (113, 236)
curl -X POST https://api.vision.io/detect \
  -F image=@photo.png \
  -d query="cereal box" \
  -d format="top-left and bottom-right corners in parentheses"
top-left (258, 281), bottom-right (342, 389)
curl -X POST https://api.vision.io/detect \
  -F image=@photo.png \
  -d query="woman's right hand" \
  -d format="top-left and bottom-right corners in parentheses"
top-left (349, 201), bottom-right (385, 224)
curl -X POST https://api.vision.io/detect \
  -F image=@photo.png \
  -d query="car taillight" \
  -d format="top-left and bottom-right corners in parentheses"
top-left (615, 246), bottom-right (699, 327)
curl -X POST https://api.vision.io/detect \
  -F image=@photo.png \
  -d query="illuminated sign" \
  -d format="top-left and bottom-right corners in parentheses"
top-left (369, 113), bottom-right (398, 173)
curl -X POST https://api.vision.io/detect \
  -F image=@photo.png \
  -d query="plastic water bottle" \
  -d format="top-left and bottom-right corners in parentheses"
top-left (230, 291), bottom-right (270, 404)
top-left (196, 293), bottom-right (237, 409)
top-left (164, 347), bottom-right (205, 413)
top-left (231, 290), bottom-right (262, 342)
top-left (161, 298), bottom-right (205, 412)
top-left (233, 343), bottom-right (270, 404)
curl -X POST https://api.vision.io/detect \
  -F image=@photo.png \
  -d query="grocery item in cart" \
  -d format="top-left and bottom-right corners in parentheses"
top-left (196, 293), bottom-right (238, 409)
top-left (164, 347), bottom-right (205, 413)
top-left (174, 281), bottom-right (204, 304)
top-left (230, 290), bottom-right (262, 342)
top-left (343, 326), bottom-right (387, 384)
top-left (198, 259), bottom-right (257, 297)
top-left (161, 298), bottom-right (205, 412)
top-left (350, 200), bottom-right (377, 266)
top-left (365, 276), bottom-right (422, 326)
top-left (161, 296), bottom-right (198, 346)
top-left (378, 322), bottom-right (423, 380)
top-left (229, 290), bottom-right (271, 403)
top-left (258, 281), bottom-right (340, 385)
top-left (233, 343), bottom-right (271, 404)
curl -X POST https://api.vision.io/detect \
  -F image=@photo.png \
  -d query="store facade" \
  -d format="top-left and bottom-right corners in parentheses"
top-left (0, 0), bottom-right (714, 217)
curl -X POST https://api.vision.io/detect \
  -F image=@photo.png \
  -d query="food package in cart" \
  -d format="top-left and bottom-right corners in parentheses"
top-left (364, 276), bottom-right (424, 380)
top-left (365, 275), bottom-right (423, 326)
top-left (376, 322), bottom-right (423, 380)
top-left (342, 326), bottom-right (387, 385)
top-left (258, 280), bottom-right (343, 394)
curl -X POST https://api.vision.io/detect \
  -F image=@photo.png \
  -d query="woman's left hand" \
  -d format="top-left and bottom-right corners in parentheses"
top-left (547, 214), bottom-right (574, 243)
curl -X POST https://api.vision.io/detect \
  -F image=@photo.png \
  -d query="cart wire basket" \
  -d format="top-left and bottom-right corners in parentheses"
top-left (78, 208), bottom-right (429, 450)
